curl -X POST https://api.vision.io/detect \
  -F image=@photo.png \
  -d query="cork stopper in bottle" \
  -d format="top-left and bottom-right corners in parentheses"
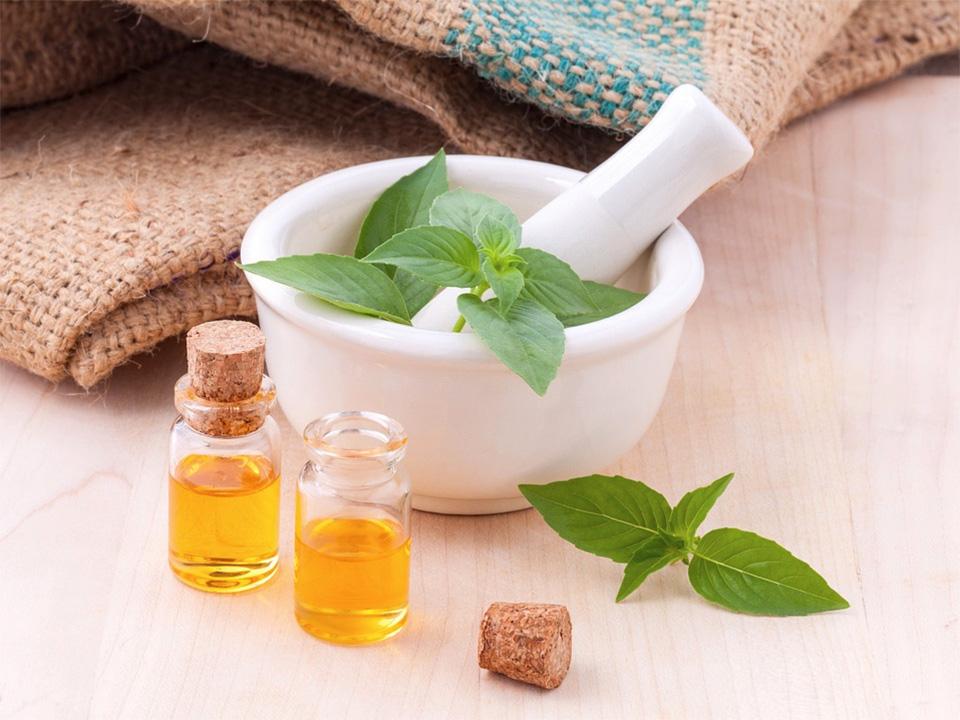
top-left (477, 602), bottom-right (572, 689)
top-left (186, 320), bottom-right (265, 402)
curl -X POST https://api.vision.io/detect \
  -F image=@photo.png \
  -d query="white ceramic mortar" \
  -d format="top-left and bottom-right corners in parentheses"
top-left (241, 155), bottom-right (703, 514)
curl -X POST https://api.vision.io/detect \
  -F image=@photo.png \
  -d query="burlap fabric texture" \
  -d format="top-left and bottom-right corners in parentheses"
top-left (1, 1), bottom-right (958, 388)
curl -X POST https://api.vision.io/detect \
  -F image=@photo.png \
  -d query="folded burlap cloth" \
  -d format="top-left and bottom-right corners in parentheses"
top-left (2, 1), bottom-right (957, 387)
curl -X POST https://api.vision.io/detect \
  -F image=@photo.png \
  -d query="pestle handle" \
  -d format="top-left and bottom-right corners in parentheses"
top-left (560, 84), bottom-right (753, 280)
top-left (413, 84), bottom-right (752, 330)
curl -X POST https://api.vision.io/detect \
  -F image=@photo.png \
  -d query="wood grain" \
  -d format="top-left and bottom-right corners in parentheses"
top-left (1, 76), bottom-right (957, 719)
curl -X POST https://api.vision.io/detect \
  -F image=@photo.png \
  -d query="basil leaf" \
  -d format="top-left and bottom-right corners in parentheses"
top-left (515, 248), bottom-right (596, 317)
top-left (558, 281), bottom-right (646, 327)
top-left (476, 215), bottom-right (519, 257)
top-left (481, 258), bottom-right (524, 315)
top-left (429, 188), bottom-right (521, 244)
top-left (688, 528), bottom-right (850, 616)
top-left (241, 254), bottom-right (410, 325)
top-left (518, 475), bottom-right (672, 561)
top-left (457, 294), bottom-right (564, 395)
top-left (616, 535), bottom-right (684, 602)
top-left (355, 149), bottom-right (448, 259)
top-left (362, 226), bottom-right (482, 288)
top-left (394, 269), bottom-right (438, 317)
top-left (668, 473), bottom-right (734, 541)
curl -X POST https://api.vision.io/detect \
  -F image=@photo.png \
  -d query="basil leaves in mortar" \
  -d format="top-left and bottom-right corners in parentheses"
top-left (241, 150), bottom-right (645, 395)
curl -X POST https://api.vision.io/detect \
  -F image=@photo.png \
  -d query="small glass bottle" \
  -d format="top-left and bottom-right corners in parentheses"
top-left (295, 411), bottom-right (412, 645)
top-left (168, 320), bottom-right (281, 593)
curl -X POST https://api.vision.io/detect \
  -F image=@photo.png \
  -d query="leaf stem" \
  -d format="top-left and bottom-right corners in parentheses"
top-left (451, 282), bottom-right (489, 333)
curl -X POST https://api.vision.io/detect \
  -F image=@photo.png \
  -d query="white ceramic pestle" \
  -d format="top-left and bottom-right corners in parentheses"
top-left (412, 84), bottom-right (753, 330)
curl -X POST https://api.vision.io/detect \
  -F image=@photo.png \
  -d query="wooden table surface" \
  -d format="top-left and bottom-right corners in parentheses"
top-left (2, 76), bottom-right (958, 719)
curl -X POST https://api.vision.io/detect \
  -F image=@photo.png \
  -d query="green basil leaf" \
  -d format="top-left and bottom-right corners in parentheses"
top-left (476, 215), bottom-right (519, 257)
top-left (394, 269), bottom-right (438, 317)
top-left (362, 226), bottom-right (482, 288)
top-left (668, 473), bottom-right (734, 541)
top-left (688, 528), bottom-right (850, 616)
top-left (481, 258), bottom-right (524, 315)
top-left (457, 294), bottom-right (564, 395)
top-left (558, 281), bottom-right (646, 327)
top-left (355, 149), bottom-right (448, 259)
top-left (518, 475), bottom-right (672, 561)
top-left (429, 188), bottom-right (520, 244)
top-left (241, 254), bottom-right (410, 324)
top-left (616, 535), bottom-right (685, 602)
top-left (515, 248), bottom-right (596, 317)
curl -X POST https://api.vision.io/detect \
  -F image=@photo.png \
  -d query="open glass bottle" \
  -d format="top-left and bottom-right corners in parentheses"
top-left (295, 411), bottom-right (411, 644)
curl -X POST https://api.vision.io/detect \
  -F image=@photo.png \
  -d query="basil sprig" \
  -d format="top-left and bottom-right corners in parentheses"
top-left (241, 150), bottom-right (645, 395)
top-left (520, 473), bottom-right (850, 616)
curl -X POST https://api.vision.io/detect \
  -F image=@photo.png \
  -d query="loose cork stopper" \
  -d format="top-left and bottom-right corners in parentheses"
top-left (477, 602), bottom-right (572, 689)
top-left (186, 320), bottom-right (265, 402)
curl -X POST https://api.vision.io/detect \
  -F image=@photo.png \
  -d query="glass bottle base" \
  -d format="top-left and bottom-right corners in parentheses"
top-left (169, 552), bottom-right (279, 593)
top-left (295, 604), bottom-right (408, 645)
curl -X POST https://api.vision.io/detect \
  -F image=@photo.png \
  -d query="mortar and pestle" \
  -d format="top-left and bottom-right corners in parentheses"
top-left (241, 85), bottom-right (752, 514)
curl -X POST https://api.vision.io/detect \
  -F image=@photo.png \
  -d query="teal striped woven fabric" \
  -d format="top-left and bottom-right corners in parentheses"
top-left (443, 0), bottom-right (708, 132)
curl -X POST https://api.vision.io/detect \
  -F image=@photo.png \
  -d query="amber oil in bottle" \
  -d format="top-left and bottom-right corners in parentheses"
top-left (295, 411), bottom-right (412, 644)
top-left (168, 320), bottom-right (281, 593)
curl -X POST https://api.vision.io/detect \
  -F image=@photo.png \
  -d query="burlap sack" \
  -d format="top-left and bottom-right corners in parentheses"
top-left (135, 0), bottom-right (959, 146)
top-left (134, 0), bottom-right (620, 170)
top-left (787, 0), bottom-right (960, 122)
top-left (0, 47), bottom-right (444, 386)
top-left (1, 0), bottom-right (957, 387)
top-left (0, 0), bottom-right (186, 107)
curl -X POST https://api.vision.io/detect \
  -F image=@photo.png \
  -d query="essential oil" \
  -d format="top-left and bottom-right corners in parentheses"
top-left (295, 517), bottom-right (411, 644)
top-left (169, 453), bottom-right (280, 591)
top-left (167, 320), bottom-right (282, 593)
top-left (295, 411), bottom-right (411, 644)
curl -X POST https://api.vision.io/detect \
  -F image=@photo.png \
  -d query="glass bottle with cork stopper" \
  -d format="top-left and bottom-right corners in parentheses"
top-left (295, 411), bottom-right (412, 644)
top-left (168, 320), bottom-right (281, 593)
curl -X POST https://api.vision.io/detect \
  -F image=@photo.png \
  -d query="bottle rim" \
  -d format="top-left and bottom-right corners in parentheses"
top-left (303, 410), bottom-right (407, 461)
top-left (174, 373), bottom-right (276, 437)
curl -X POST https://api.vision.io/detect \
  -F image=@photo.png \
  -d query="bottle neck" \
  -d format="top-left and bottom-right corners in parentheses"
top-left (302, 411), bottom-right (407, 489)
top-left (306, 454), bottom-right (400, 490)
top-left (174, 374), bottom-right (276, 437)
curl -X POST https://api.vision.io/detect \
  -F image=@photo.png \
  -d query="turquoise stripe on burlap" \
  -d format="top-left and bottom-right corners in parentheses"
top-left (442, 0), bottom-right (708, 131)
